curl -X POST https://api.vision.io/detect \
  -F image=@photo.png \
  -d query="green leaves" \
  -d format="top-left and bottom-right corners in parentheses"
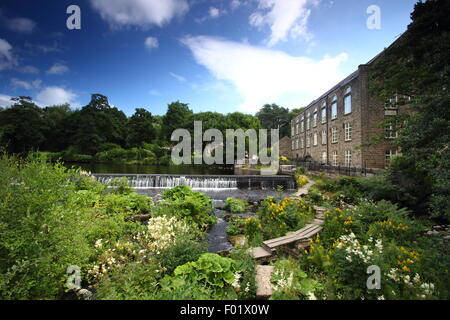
top-left (224, 197), bottom-right (248, 213)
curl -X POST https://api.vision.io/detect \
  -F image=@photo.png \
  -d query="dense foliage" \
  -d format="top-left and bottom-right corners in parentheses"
top-left (0, 95), bottom-right (266, 164)
top-left (369, 0), bottom-right (450, 222)
top-left (224, 197), bottom-right (248, 213)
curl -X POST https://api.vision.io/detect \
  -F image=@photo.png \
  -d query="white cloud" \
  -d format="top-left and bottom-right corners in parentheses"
top-left (144, 37), bottom-right (159, 51)
top-left (169, 72), bottom-right (186, 83)
top-left (249, 0), bottom-right (317, 46)
top-left (36, 86), bottom-right (78, 106)
top-left (7, 17), bottom-right (36, 34)
top-left (209, 7), bottom-right (220, 18)
top-left (231, 0), bottom-right (242, 10)
top-left (0, 94), bottom-right (13, 107)
top-left (181, 35), bottom-right (348, 112)
top-left (89, 0), bottom-right (189, 29)
top-left (149, 89), bottom-right (161, 96)
top-left (20, 65), bottom-right (39, 74)
top-left (11, 78), bottom-right (42, 90)
top-left (46, 63), bottom-right (69, 75)
top-left (0, 38), bottom-right (16, 70)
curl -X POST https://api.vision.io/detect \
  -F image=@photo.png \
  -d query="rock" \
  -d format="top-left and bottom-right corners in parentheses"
top-left (76, 289), bottom-right (93, 300)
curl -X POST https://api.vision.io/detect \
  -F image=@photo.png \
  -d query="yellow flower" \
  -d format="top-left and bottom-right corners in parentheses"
top-left (402, 266), bottom-right (411, 272)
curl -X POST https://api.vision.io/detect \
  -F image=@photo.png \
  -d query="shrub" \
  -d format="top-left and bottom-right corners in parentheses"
top-left (257, 197), bottom-right (315, 239)
top-left (229, 247), bottom-right (257, 299)
top-left (155, 239), bottom-right (207, 274)
top-left (306, 189), bottom-right (324, 205)
top-left (94, 261), bottom-right (163, 300)
top-left (226, 216), bottom-right (246, 236)
top-left (225, 197), bottom-right (248, 213)
top-left (157, 253), bottom-right (239, 300)
top-left (295, 175), bottom-right (309, 188)
top-left (244, 217), bottom-right (263, 247)
top-left (157, 186), bottom-right (216, 230)
top-left (270, 258), bottom-right (321, 300)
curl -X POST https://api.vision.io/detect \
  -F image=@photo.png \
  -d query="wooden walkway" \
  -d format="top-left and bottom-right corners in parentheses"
top-left (253, 207), bottom-right (327, 298)
top-left (251, 207), bottom-right (325, 260)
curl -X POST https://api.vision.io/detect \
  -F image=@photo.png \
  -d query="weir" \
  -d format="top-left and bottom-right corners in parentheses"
top-left (92, 174), bottom-right (295, 190)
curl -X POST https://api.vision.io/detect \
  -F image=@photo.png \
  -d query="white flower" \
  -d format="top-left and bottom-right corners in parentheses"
top-left (95, 239), bottom-right (103, 248)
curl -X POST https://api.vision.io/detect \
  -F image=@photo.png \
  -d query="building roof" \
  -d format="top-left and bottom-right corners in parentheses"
top-left (292, 33), bottom-right (404, 122)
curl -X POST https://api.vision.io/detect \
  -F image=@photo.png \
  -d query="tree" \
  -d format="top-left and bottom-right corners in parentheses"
top-left (67, 94), bottom-right (128, 154)
top-left (370, 0), bottom-right (450, 221)
top-left (41, 104), bottom-right (72, 152)
top-left (256, 104), bottom-right (290, 137)
top-left (162, 101), bottom-right (193, 142)
top-left (127, 108), bottom-right (156, 147)
top-left (0, 96), bottom-right (46, 154)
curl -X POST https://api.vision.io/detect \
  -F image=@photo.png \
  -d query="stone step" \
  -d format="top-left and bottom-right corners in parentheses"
top-left (256, 265), bottom-right (274, 299)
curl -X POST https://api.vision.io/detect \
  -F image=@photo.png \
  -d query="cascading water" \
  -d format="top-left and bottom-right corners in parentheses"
top-left (94, 174), bottom-right (238, 190)
top-left (93, 174), bottom-right (295, 191)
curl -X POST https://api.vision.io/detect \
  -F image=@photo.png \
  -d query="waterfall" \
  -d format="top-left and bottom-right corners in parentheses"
top-left (94, 174), bottom-right (238, 190)
top-left (93, 174), bottom-right (295, 191)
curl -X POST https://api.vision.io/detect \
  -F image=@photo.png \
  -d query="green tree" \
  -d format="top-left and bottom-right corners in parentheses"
top-left (67, 94), bottom-right (128, 154)
top-left (163, 101), bottom-right (193, 142)
top-left (370, 0), bottom-right (450, 221)
top-left (127, 108), bottom-right (156, 147)
top-left (0, 96), bottom-right (46, 154)
top-left (256, 104), bottom-right (290, 137)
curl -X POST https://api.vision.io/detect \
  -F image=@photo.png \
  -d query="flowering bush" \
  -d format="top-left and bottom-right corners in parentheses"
top-left (244, 217), bottom-right (263, 247)
top-left (136, 216), bottom-right (196, 254)
top-left (257, 197), bottom-right (315, 239)
top-left (270, 259), bottom-right (321, 300)
top-left (295, 175), bottom-right (309, 188)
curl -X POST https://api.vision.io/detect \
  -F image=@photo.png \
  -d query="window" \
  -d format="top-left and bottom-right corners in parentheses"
top-left (385, 125), bottom-right (397, 139)
top-left (332, 151), bottom-right (338, 166)
top-left (291, 140), bottom-right (295, 150)
top-left (331, 127), bottom-right (338, 143)
top-left (295, 139), bottom-right (299, 150)
top-left (306, 112), bottom-right (311, 130)
top-left (344, 87), bottom-right (352, 114)
top-left (345, 150), bottom-right (352, 167)
top-left (313, 112), bottom-right (318, 127)
top-left (291, 126), bottom-right (295, 137)
top-left (321, 102), bottom-right (327, 124)
top-left (296, 124), bottom-right (299, 135)
top-left (313, 133), bottom-right (318, 146)
top-left (306, 136), bottom-right (311, 148)
top-left (385, 94), bottom-right (411, 109)
top-left (344, 123), bottom-right (352, 141)
top-left (331, 95), bottom-right (338, 120)
top-left (300, 138), bottom-right (304, 149)
top-left (321, 130), bottom-right (327, 145)
top-left (300, 121), bottom-right (304, 133)
top-left (322, 152), bottom-right (327, 164)
top-left (385, 150), bottom-right (398, 167)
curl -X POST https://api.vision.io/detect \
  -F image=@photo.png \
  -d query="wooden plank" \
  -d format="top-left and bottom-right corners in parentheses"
top-left (263, 225), bottom-right (321, 249)
top-left (312, 218), bottom-right (324, 225)
top-left (251, 246), bottom-right (273, 259)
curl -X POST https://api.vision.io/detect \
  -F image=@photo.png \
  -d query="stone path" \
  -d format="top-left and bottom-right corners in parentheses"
top-left (255, 265), bottom-right (275, 298)
top-left (295, 180), bottom-right (316, 197)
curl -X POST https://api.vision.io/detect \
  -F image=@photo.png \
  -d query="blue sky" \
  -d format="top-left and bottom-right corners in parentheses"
top-left (0, 0), bottom-right (418, 116)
